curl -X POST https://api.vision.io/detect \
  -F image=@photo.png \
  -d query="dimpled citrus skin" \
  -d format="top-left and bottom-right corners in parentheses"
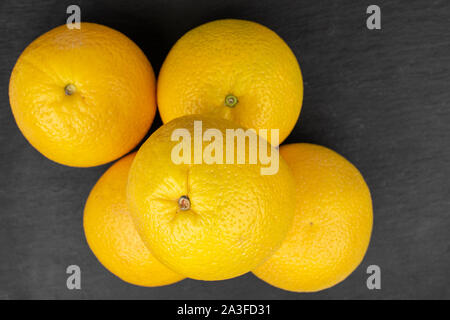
top-left (9, 23), bottom-right (156, 167)
top-left (84, 152), bottom-right (184, 287)
top-left (127, 115), bottom-right (296, 280)
top-left (157, 19), bottom-right (303, 145)
top-left (253, 143), bottom-right (373, 292)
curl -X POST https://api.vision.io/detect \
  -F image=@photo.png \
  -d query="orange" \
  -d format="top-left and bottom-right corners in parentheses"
top-left (9, 23), bottom-right (156, 167)
top-left (84, 152), bottom-right (184, 287)
top-left (253, 143), bottom-right (373, 292)
top-left (157, 19), bottom-right (303, 145)
top-left (127, 115), bottom-right (296, 280)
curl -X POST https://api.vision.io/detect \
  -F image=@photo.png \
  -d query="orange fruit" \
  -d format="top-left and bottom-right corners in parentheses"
top-left (157, 19), bottom-right (303, 145)
top-left (253, 143), bottom-right (373, 292)
top-left (9, 23), bottom-right (156, 167)
top-left (127, 115), bottom-right (296, 280)
top-left (84, 152), bottom-right (184, 287)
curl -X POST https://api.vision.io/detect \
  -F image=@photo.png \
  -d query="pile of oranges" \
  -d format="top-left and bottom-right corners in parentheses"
top-left (9, 20), bottom-right (372, 292)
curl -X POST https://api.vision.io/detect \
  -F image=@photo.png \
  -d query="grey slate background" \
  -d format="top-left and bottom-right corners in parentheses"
top-left (0, 0), bottom-right (449, 299)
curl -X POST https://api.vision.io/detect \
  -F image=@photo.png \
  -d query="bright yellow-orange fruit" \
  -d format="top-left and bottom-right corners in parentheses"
top-left (84, 152), bottom-right (184, 287)
top-left (9, 23), bottom-right (156, 167)
top-left (157, 19), bottom-right (303, 145)
top-left (253, 143), bottom-right (373, 292)
top-left (127, 115), bottom-right (296, 280)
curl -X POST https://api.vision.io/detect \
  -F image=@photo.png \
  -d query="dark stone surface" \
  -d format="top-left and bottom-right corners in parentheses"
top-left (0, 0), bottom-right (449, 299)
